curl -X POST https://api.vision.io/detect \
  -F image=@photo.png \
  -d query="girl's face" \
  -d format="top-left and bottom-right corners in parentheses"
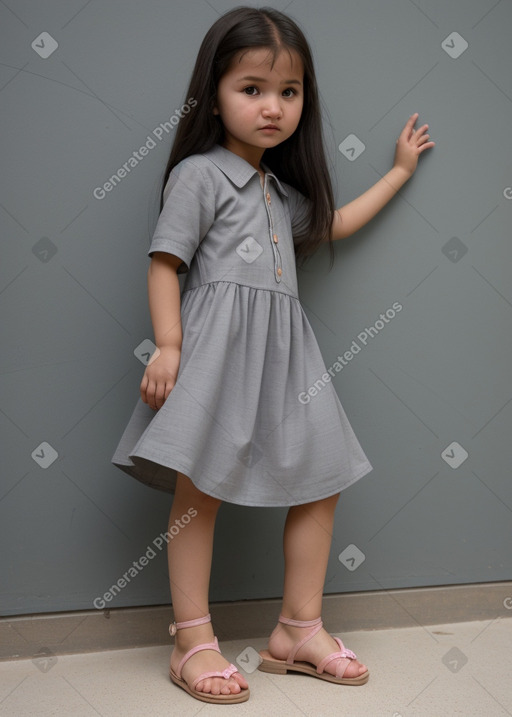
top-left (213, 47), bottom-right (304, 167)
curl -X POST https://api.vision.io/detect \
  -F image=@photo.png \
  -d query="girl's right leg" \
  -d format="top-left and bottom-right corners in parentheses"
top-left (168, 471), bottom-right (248, 696)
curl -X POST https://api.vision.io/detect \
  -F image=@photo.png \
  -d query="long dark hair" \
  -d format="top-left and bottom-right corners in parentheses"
top-left (161, 6), bottom-right (335, 267)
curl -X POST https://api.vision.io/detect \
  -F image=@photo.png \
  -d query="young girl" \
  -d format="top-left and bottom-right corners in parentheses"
top-left (112, 6), bottom-right (434, 705)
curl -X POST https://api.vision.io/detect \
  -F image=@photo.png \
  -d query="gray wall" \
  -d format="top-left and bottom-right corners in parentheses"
top-left (1, 0), bottom-right (510, 617)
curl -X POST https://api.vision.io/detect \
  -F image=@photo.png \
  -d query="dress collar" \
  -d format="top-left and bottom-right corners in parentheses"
top-left (201, 143), bottom-right (289, 197)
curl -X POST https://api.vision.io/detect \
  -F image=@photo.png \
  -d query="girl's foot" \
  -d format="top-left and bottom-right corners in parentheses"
top-left (267, 621), bottom-right (368, 679)
top-left (170, 622), bottom-right (249, 696)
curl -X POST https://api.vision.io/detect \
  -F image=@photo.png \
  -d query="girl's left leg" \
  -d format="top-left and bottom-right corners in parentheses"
top-left (267, 492), bottom-right (367, 679)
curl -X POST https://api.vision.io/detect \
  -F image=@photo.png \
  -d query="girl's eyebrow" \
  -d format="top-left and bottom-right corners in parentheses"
top-left (238, 75), bottom-right (302, 85)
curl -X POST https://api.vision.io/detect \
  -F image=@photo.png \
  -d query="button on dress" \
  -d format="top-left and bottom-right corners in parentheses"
top-left (111, 144), bottom-right (372, 506)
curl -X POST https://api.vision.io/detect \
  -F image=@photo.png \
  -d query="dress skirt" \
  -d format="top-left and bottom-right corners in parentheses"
top-left (112, 280), bottom-right (373, 506)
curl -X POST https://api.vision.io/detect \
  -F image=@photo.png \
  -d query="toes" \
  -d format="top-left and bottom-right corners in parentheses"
top-left (333, 658), bottom-right (357, 679)
top-left (195, 678), bottom-right (206, 693)
top-left (233, 672), bottom-right (249, 689)
top-left (344, 659), bottom-right (367, 678)
top-left (225, 680), bottom-right (241, 694)
top-left (195, 676), bottom-right (243, 695)
top-left (225, 678), bottom-right (241, 694)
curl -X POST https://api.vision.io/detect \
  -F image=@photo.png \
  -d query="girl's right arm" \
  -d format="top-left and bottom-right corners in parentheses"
top-left (331, 114), bottom-right (434, 241)
top-left (140, 251), bottom-right (183, 410)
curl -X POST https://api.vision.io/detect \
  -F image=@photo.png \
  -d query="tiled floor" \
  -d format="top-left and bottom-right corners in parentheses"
top-left (1, 618), bottom-right (511, 716)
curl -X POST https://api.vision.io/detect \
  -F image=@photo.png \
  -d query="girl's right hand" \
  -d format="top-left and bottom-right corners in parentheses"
top-left (140, 345), bottom-right (181, 410)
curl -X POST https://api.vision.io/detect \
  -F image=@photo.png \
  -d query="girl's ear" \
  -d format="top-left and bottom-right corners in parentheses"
top-left (213, 107), bottom-right (219, 115)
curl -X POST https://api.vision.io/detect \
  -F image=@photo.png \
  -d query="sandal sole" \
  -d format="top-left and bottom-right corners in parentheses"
top-left (257, 650), bottom-right (369, 685)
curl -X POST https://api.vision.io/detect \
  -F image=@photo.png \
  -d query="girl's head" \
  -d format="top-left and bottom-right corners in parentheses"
top-left (163, 6), bottom-right (335, 265)
top-left (212, 45), bottom-right (305, 164)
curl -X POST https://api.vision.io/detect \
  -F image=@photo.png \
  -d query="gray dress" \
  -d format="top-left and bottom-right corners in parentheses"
top-left (112, 144), bottom-right (373, 506)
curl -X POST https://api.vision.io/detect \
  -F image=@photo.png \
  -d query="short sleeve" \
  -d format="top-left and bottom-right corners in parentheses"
top-left (285, 184), bottom-right (312, 247)
top-left (149, 158), bottom-right (215, 273)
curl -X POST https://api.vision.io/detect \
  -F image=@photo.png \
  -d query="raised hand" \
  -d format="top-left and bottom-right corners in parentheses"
top-left (393, 113), bottom-right (435, 177)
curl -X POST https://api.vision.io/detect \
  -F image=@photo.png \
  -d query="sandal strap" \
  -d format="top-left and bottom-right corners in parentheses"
top-left (176, 636), bottom-right (220, 679)
top-left (278, 617), bottom-right (358, 676)
top-left (278, 615), bottom-right (324, 665)
top-left (190, 663), bottom-right (240, 690)
top-left (175, 637), bottom-right (242, 687)
top-left (169, 613), bottom-right (211, 637)
top-left (316, 636), bottom-right (357, 677)
top-left (278, 615), bottom-right (322, 628)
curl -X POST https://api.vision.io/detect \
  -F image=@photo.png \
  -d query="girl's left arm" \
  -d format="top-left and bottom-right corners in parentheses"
top-left (331, 113), bottom-right (435, 241)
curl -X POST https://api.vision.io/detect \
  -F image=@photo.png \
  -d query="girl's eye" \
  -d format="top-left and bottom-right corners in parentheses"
top-left (242, 86), bottom-right (297, 97)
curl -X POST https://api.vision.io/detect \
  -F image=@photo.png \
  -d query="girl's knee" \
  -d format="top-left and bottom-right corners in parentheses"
top-left (175, 471), bottom-right (222, 512)
top-left (307, 492), bottom-right (340, 508)
top-left (322, 492), bottom-right (341, 514)
top-left (297, 492), bottom-right (340, 517)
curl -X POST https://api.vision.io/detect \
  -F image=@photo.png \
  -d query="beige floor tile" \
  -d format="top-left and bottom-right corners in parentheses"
top-left (0, 618), bottom-right (511, 716)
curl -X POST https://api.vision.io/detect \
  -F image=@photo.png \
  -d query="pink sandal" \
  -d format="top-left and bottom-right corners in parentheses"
top-left (169, 614), bottom-right (250, 704)
top-left (258, 615), bottom-right (369, 685)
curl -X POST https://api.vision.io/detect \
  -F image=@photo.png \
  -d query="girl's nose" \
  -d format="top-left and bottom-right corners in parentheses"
top-left (262, 96), bottom-right (282, 118)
